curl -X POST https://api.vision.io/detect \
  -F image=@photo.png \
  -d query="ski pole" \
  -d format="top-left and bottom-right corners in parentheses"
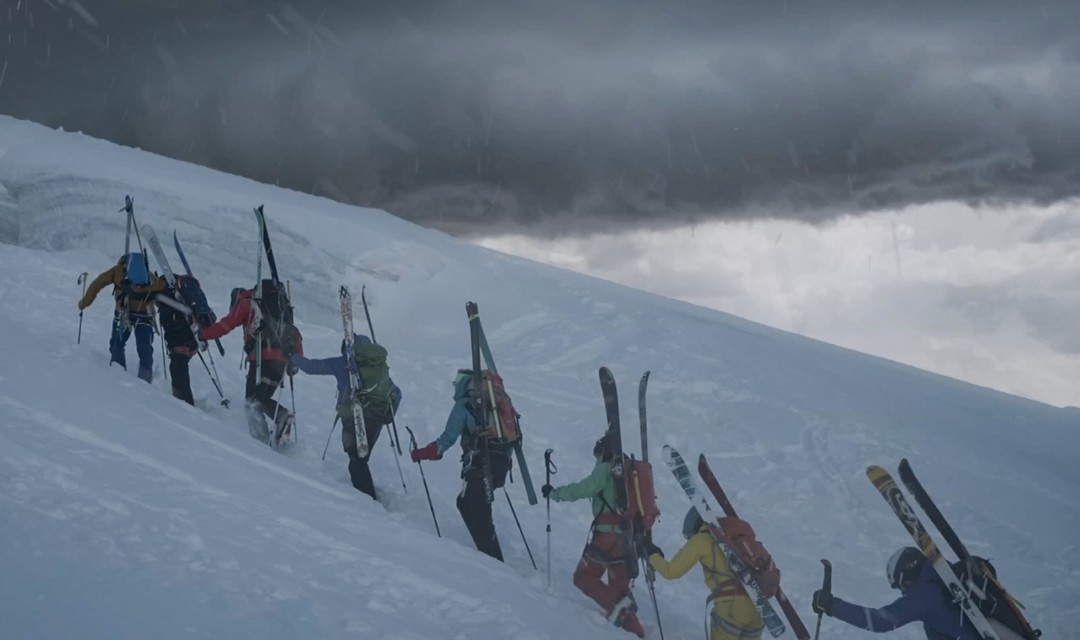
top-left (406, 426), bottom-right (441, 537)
top-left (644, 569), bottom-right (664, 640)
top-left (195, 350), bottom-right (228, 404)
top-left (77, 272), bottom-right (88, 344)
top-left (814, 559), bottom-right (832, 640)
top-left (321, 415), bottom-right (340, 461)
top-left (544, 448), bottom-right (556, 587)
top-left (386, 410), bottom-right (407, 494)
top-left (205, 350), bottom-right (229, 408)
top-left (288, 372), bottom-right (297, 442)
top-left (504, 488), bottom-right (537, 570)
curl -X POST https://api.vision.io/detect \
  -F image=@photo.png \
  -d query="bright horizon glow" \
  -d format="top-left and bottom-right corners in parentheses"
top-left (480, 200), bottom-right (1080, 408)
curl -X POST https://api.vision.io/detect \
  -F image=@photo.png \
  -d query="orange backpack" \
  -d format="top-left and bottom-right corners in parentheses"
top-left (709, 516), bottom-right (781, 598)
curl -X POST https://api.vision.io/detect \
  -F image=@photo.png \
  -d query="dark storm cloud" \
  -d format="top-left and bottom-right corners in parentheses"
top-left (2, 0), bottom-right (1079, 235)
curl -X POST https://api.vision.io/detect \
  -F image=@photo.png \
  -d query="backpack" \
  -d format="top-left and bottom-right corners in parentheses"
top-left (625, 458), bottom-right (659, 530)
top-left (708, 516), bottom-right (780, 598)
top-left (349, 342), bottom-right (396, 423)
top-left (949, 557), bottom-right (1040, 640)
top-left (123, 252), bottom-right (150, 286)
top-left (119, 252), bottom-right (154, 304)
top-left (469, 370), bottom-right (521, 444)
top-left (255, 279), bottom-right (295, 350)
top-left (174, 275), bottom-right (215, 327)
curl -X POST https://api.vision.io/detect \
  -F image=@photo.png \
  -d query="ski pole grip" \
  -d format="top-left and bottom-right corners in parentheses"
top-left (544, 448), bottom-right (556, 472)
top-left (821, 559), bottom-right (832, 592)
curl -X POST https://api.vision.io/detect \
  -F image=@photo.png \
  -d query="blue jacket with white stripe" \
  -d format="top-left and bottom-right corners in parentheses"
top-left (831, 564), bottom-right (980, 640)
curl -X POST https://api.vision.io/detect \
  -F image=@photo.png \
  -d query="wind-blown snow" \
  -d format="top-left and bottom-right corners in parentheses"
top-left (0, 116), bottom-right (1076, 639)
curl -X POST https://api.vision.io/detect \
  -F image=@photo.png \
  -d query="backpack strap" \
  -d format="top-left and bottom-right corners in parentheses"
top-left (704, 541), bottom-right (745, 600)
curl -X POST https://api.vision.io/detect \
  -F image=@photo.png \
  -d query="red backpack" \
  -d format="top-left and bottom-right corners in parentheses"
top-left (709, 516), bottom-right (780, 598)
top-left (473, 370), bottom-right (521, 443)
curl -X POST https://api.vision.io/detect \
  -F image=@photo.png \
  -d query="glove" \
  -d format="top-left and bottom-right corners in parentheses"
top-left (541, 484), bottom-right (554, 499)
top-left (191, 322), bottom-right (208, 351)
top-left (812, 589), bottom-right (834, 616)
top-left (410, 442), bottom-right (441, 462)
top-left (78, 300), bottom-right (88, 311)
top-left (281, 332), bottom-right (297, 360)
top-left (645, 542), bottom-right (664, 558)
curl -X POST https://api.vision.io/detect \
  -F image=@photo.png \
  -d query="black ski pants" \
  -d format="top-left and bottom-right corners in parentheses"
top-left (457, 446), bottom-right (511, 562)
top-left (169, 348), bottom-right (195, 406)
top-left (245, 360), bottom-right (287, 443)
top-left (341, 413), bottom-right (384, 500)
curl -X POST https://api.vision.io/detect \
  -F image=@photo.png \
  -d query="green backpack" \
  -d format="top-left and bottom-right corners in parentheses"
top-left (340, 342), bottom-right (395, 422)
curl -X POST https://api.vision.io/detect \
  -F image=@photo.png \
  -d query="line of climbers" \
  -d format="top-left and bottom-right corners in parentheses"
top-left (77, 250), bottom-right (1024, 640)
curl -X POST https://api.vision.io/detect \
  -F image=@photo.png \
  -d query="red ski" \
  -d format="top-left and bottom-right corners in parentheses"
top-left (699, 454), bottom-right (811, 640)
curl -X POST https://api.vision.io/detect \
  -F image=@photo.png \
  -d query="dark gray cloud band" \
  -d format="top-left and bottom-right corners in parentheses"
top-left (2, 0), bottom-right (1078, 235)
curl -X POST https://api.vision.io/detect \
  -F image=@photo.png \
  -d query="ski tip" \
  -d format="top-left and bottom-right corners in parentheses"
top-left (866, 464), bottom-right (889, 479)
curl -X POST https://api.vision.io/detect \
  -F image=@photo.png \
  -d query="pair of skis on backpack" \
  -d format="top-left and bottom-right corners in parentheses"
top-left (868, 460), bottom-right (1041, 640)
top-left (660, 442), bottom-right (810, 639)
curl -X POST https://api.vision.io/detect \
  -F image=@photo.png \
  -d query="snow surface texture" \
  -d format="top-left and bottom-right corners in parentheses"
top-left (0, 116), bottom-right (1077, 639)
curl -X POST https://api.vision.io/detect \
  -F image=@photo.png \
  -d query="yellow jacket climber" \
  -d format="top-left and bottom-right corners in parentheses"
top-left (648, 509), bottom-right (764, 640)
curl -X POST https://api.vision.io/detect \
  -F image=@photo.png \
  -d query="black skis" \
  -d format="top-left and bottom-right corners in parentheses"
top-left (598, 367), bottom-right (627, 513)
top-left (465, 302), bottom-right (538, 505)
top-left (636, 370), bottom-right (663, 640)
top-left (466, 301), bottom-right (495, 504)
top-left (252, 207), bottom-right (267, 384)
top-left (173, 230), bottom-right (225, 356)
top-left (473, 311), bottom-right (537, 506)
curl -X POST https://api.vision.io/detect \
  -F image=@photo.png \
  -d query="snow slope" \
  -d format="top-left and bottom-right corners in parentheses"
top-left (0, 116), bottom-right (1077, 639)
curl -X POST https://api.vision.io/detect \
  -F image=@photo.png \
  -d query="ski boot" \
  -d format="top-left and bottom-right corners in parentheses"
top-left (271, 411), bottom-right (294, 449)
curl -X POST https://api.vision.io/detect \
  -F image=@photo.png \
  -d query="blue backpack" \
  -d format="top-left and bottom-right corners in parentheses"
top-left (123, 252), bottom-right (150, 286)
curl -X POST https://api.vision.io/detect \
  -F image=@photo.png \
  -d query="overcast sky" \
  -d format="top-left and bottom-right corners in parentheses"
top-left (3, 0), bottom-right (1078, 406)
top-left (1, 0), bottom-right (1078, 233)
top-left (482, 199), bottom-right (1080, 408)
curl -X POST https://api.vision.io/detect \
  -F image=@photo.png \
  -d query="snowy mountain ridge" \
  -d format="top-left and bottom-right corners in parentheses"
top-left (0, 116), bottom-right (1077, 639)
